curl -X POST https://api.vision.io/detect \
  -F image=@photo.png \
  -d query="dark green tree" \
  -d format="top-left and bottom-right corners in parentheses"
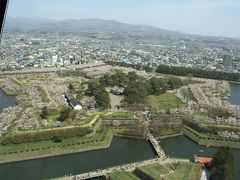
top-left (111, 71), bottom-right (128, 86)
top-left (168, 78), bottom-right (183, 90)
top-left (86, 81), bottom-right (110, 109)
top-left (76, 88), bottom-right (84, 100)
top-left (211, 147), bottom-right (234, 180)
top-left (40, 106), bottom-right (48, 119)
top-left (68, 83), bottom-right (74, 92)
top-left (125, 81), bottom-right (148, 104)
top-left (143, 81), bottom-right (153, 95)
top-left (58, 107), bottom-right (71, 122)
top-left (149, 77), bottom-right (167, 95)
top-left (128, 71), bottom-right (138, 81)
top-left (95, 89), bottom-right (111, 109)
top-left (100, 74), bottom-right (113, 87)
top-left (52, 136), bottom-right (62, 143)
top-left (86, 80), bottom-right (100, 96)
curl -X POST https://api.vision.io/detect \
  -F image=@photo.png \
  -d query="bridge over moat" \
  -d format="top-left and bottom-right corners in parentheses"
top-left (60, 111), bottom-right (167, 180)
top-left (147, 132), bottom-right (166, 159)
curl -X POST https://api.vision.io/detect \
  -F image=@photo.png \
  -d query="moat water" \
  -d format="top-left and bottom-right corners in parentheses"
top-left (229, 83), bottom-right (240, 106)
top-left (0, 89), bottom-right (16, 113)
top-left (0, 137), bottom-right (156, 180)
top-left (160, 135), bottom-right (240, 180)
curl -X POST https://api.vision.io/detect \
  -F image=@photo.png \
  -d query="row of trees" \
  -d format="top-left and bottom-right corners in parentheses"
top-left (104, 61), bottom-right (153, 72)
top-left (104, 61), bottom-right (240, 82)
top-left (156, 64), bottom-right (240, 82)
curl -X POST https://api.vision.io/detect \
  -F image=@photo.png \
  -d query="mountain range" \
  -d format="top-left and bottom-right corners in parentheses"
top-left (4, 17), bottom-right (178, 35)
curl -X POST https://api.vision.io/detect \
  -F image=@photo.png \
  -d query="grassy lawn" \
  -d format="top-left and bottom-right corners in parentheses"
top-left (83, 114), bottom-right (97, 124)
top-left (110, 171), bottom-right (140, 180)
top-left (138, 162), bottom-right (201, 180)
top-left (139, 163), bottom-right (170, 178)
top-left (147, 91), bottom-right (187, 111)
top-left (164, 162), bottom-right (202, 180)
top-left (46, 110), bottom-right (61, 121)
top-left (104, 112), bottom-right (134, 119)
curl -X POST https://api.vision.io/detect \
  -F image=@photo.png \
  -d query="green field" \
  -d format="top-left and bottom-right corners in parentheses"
top-left (139, 163), bottom-right (170, 178)
top-left (165, 162), bottom-right (202, 180)
top-left (139, 162), bottom-right (202, 180)
top-left (110, 171), bottom-right (139, 180)
top-left (46, 110), bottom-right (61, 121)
top-left (147, 91), bottom-right (187, 111)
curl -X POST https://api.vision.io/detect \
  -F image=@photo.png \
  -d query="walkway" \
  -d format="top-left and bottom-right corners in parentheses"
top-left (147, 132), bottom-right (166, 159)
top-left (60, 158), bottom-right (189, 180)
top-left (144, 111), bottom-right (166, 159)
top-left (69, 158), bottom-right (160, 180)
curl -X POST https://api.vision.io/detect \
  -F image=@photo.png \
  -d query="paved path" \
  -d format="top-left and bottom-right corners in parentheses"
top-left (147, 132), bottom-right (166, 159)
top-left (63, 158), bottom-right (160, 180)
top-left (144, 111), bottom-right (166, 159)
top-left (59, 158), bottom-right (190, 180)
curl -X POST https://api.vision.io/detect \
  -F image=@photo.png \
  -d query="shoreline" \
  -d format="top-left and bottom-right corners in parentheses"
top-left (229, 81), bottom-right (240, 85)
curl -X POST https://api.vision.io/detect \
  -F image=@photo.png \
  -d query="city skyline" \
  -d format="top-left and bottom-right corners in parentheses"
top-left (6, 0), bottom-right (240, 38)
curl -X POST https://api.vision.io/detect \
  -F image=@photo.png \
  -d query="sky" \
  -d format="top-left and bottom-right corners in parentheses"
top-left (6, 0), bottom-right (240, 38)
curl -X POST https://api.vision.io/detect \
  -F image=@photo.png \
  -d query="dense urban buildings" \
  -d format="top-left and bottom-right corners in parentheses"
top-left (1, 18), bottom-right (240, 74)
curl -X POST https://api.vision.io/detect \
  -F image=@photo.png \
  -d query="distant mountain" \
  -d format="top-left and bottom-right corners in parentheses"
top-left (4, 17), bottom-right (177, 35)
top-left (5, 17), bottom-right (57, 31)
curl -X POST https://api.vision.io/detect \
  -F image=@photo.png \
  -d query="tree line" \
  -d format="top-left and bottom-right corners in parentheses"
top-left (156, 64), bottom-right (240, 82)
top-left (104, 61), bottom-right (240, 82)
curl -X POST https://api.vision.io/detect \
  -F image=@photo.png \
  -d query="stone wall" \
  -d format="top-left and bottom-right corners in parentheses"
top-left (102, 118), bottom-right (138, 126)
